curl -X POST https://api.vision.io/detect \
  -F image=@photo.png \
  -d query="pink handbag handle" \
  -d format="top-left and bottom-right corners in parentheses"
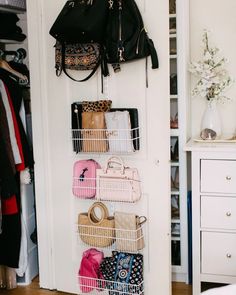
top-left (105, 156), bottom-right (125, 174)
top-left (88, 202), bottom-right (109, 225)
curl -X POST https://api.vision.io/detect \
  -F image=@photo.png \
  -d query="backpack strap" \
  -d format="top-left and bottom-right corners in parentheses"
top-left (146, 37), bottom-right (159, 69)
top-left (61, 42), bottom-right (101, 82)
top-left (100, 47), bottom-right (109, 77)
top-left (100, 47), bottom-right (109, 93)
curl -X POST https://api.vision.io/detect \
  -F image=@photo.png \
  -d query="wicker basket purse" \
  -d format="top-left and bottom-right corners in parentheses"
top-left (78, 202), bottom-right (115, 248)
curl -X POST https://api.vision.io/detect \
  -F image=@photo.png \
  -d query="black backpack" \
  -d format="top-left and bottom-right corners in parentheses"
top-left (49, 0), bottom-right (110, 82)
top-left (49, 0), bottom-right (109, 44)
top-left (105, 0), bottom-right (159, 69)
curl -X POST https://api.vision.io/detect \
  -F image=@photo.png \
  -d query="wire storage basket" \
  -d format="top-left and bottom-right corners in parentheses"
top-left (0, 0), bottom-right (26, 11)
top-left (77, 223), bottom-right (146, 253)
top-left (78, 277), bottom-right (144, 295)
top-left (72, 127), bottom-right (140, 154)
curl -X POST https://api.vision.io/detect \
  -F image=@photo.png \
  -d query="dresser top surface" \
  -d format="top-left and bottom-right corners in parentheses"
top-left (185, 139), bottom-right (236, 153)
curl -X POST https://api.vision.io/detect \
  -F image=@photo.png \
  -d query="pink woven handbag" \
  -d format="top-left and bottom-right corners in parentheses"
top-left (96, 157), bottom-right (141, 202)
top-left (73, 159), bottom-right (101, 198)
top-left (79, 248), bottom-right (104, 293)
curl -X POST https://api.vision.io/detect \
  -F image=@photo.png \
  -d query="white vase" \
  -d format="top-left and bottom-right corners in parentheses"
top-left (201, 100), bottom-right (222, 139)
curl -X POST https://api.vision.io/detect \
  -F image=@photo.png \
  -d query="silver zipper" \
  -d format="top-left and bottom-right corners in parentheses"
top-left (118, 0), bottom-right (125, 61)
top-left (119, 48), bottom-right (125, 62)
top-left (108, 0), bottom-right (114, 9)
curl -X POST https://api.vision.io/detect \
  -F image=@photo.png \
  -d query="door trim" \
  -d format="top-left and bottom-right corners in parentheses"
top-left (26, 0), bottom-right (55, 289)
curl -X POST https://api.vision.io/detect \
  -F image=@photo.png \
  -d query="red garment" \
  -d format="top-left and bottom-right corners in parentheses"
top-left (4, 84), bottom-right (25, 171)
top-left (1, 195), bottom-right (18, 215)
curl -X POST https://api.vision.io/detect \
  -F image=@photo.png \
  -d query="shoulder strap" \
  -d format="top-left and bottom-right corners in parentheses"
top-left (146, 37), bottom-right (159, 69)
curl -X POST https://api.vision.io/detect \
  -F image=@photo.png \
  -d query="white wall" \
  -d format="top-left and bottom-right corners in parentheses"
top-left (27, 0), bottom-right (171, 294)
top-left (190, 0), bottom-right (236, 138)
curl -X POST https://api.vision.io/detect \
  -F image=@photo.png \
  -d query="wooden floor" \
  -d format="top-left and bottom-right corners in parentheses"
top-left (0, 279), bottom-right (71, 295)
top-left (172, 282), bottom-right (192, 295)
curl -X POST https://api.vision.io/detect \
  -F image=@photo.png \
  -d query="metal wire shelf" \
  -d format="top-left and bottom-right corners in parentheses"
top-left (0, 0), bottom-right (26, 12)
top-left (78, 276), bottom-right (144, 295)
top-left (72, 128), bottom-right (140, 154)
top-left (73, 177), bottom-right (142, 203)
top-left (77, 223), bottom-right (146, 253)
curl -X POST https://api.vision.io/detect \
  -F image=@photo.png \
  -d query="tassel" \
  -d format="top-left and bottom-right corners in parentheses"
top-left (20, 168), bottom-right (31, 184)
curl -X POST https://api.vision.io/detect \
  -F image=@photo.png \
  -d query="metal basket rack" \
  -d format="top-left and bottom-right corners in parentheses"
top-left (0, 0), bottom-right (26, 12)
top-left (77, 223), bottom-right (146, 253)
top-left (73, 177), bottom-right (141, 203)
top-left (72, 127), bottom-right (140, 154)
top-left (78, 276), bottom-right (144, 295)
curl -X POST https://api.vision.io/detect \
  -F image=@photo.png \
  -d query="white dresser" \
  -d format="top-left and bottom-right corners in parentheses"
top-left (186, 140), bottom-right (236, 295)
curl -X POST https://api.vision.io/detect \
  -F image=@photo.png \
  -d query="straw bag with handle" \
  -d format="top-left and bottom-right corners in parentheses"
top-left (78, 202), bottom-right (115, 247)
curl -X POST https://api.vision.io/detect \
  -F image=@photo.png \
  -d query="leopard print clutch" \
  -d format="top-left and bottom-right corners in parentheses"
top-left (82, 100), bottom-right (112, 112)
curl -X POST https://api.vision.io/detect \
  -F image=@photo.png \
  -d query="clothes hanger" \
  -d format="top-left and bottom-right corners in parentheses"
top-left (0, 58), bottom-right (28, 84)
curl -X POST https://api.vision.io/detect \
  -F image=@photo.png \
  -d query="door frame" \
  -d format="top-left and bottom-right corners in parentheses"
top-left (26, 0), bottom-right (56, 289)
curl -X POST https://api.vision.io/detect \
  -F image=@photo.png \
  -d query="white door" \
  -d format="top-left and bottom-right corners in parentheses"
top-left (27, 0), bottom-right (171, 294)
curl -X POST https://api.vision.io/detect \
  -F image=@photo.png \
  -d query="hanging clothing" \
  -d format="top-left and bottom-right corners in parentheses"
top-left (0, 66), bottom-right (33, 268)
top-left (1, 196), bottom-right (18, 215)
top-left (0, 124), bottom-right (18, 199)
top-left (0, 68), bottom-right (34, 168)
top-left (0, 179), bottom-right (21, 268)
top-left (5, 84), bottom-right (25, 172)
top-left (0, 80), bottom-right (21, 165)
top-left (0, 91), bottom-right (15, 173)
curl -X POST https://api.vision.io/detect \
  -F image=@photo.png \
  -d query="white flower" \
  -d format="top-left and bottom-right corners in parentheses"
top-left (189, 32), bottom-right (234, 103)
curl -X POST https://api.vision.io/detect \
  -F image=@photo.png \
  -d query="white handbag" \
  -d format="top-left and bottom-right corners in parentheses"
top-left (95, 157), bottom-right (141, 202)
top-left (105, 111), bottom-right (134, 153)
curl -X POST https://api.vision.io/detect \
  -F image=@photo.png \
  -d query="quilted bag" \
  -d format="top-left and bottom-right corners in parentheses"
top-left (72, 159), bottom-right (100, 198)
top-left (114, 212), bottom-right (146, 252)
top-left (96, 157), bottom-right (141, 202)
top-left (99, 251), bottom-right (144, 295)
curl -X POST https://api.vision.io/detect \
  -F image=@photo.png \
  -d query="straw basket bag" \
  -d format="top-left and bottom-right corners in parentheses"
top-left (78, 202), bottom-right (115, 247)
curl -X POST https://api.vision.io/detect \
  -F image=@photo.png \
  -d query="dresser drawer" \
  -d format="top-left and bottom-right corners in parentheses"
top-left (201, 160), bottom-right (236, 194)
top-left (202, 232), bottom-right (236, 276)
top-left (201, 196), bottom-right (236, 230)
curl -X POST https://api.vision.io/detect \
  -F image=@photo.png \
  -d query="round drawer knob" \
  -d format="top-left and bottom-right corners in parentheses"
top-left (226, 176), bottom-right (232, 181)
top-left (226, 254), bottom-right (232, 258)
top-left (226, 212), bottom-right (232, 217)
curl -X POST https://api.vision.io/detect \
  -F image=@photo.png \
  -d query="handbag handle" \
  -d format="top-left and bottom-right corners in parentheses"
top-left (105, 156), bottom-right (125, 174)
top-left (137, 216), bottom-right (147, 226)
top-left (88, 202), bottom-right (109, 225)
